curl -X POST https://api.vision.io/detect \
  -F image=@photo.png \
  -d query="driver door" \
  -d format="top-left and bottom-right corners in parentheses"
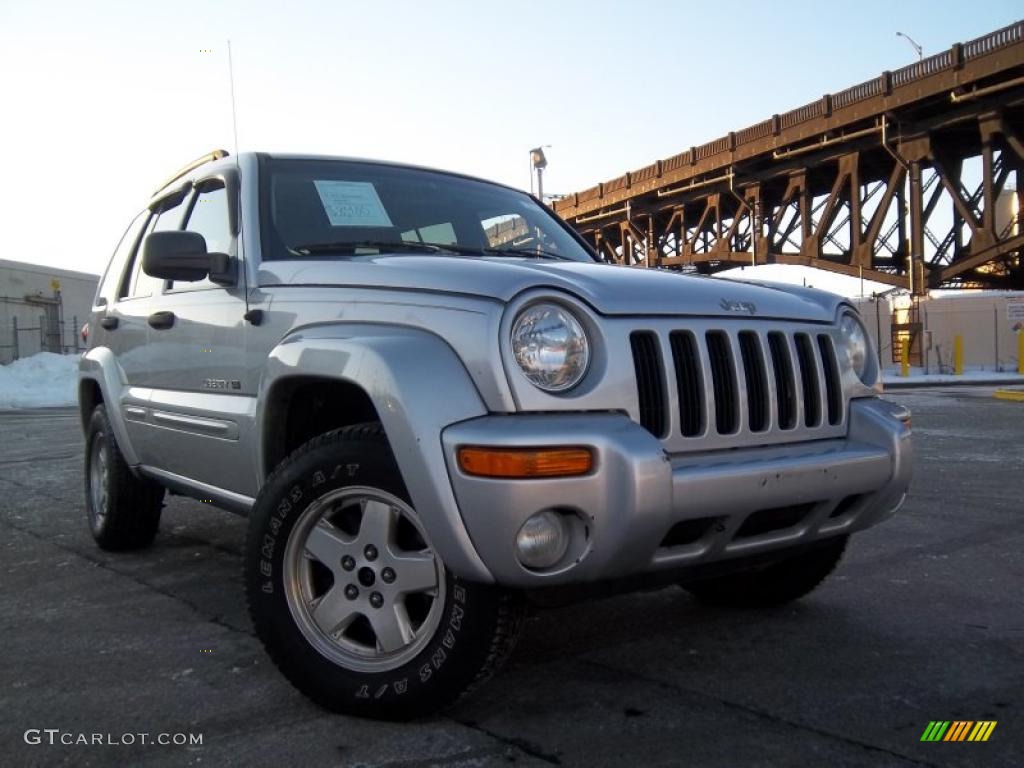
top-left (135, 180), bottom-right (256, 497)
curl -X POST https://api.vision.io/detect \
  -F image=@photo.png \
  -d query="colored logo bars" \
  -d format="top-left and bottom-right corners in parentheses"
top-left (920, 721), bottom-right (997, 742)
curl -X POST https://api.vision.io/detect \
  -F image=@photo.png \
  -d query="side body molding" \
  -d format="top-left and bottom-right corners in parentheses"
top-left (257, 323), bottom-right (494, 583)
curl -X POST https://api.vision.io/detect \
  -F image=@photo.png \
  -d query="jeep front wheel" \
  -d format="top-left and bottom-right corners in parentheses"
top-left (245, 424), bottom-right (525, 720)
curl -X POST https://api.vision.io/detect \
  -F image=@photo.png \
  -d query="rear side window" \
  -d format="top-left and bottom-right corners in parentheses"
top-left (121, 197), bottom-right (187, 300)
top-left (97, 211), bottom-right (147, 305)
top-left (168, 184), bottom-right (231, 293)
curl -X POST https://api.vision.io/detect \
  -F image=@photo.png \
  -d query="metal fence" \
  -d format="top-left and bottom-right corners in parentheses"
top-left (0, 317), bottom-right (83, 365)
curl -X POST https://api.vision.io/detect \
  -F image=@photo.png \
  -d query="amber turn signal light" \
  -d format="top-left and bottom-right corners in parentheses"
top-left (457, 446), bottom-right (593, 478)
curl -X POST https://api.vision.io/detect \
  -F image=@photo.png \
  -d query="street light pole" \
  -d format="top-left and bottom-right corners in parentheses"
top-left (529, 146), bottom-right (549, 202)
top-left (895, 31), bottom-right (923, 61)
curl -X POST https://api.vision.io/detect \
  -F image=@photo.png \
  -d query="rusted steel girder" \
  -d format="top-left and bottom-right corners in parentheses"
top-left (554, 21), bottom-right (1024, 291)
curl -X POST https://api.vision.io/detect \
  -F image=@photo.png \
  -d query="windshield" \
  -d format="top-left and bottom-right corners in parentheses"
top-left (259, 157), bottom-right (596, 262)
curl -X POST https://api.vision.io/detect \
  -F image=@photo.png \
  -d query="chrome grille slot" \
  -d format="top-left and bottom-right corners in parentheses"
top-left (669, 331), bottom-right (704, 437)
top-left (738, 331), bottom-right (769, 432)
top-left (705, 331), bottom-right (738, 435)
top-left (767, 331), bottom-right (797, 430)
top-left (818, 334), bottom-right (842, 426)
top-left (794, 333), bottom-right (821, 427)
top-left (627, 320), bottom-right (847, 452)
top-left (630, 331), bottom-right (667, 438)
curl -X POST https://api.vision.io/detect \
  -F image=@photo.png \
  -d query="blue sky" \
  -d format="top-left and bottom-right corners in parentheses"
top-left (1, 0), bottom-right (1019, 292)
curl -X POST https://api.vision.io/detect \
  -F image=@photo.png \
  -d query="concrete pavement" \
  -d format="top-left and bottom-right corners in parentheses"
top-left (1, 390), bottom-right (1021, 767)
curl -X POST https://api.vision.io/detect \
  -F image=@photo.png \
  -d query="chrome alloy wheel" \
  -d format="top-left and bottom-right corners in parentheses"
top-left (88, 434), bottom-right (110, 530)
top-left (283, 487), bottom-right (446, 672)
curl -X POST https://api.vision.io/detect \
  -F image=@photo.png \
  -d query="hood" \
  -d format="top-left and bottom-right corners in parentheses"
top-left (258, 255), bottom-right (840, 322)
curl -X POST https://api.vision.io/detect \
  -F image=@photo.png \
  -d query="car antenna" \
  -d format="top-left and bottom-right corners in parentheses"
top-left (228, 39), bottom-right (261, 326)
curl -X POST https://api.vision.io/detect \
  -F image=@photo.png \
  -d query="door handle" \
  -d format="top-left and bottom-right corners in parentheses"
top-left (148, 311), bottom-right (176, 330)
top-left (100, 316), bottom-right (119, 330)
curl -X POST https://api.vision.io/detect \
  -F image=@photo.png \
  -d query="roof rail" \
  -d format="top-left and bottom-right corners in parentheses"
top-left (153, 149), bottom-right (230, 195)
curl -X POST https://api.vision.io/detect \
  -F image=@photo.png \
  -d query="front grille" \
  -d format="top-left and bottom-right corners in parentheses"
top-left (794, 334), bottom-right (821, 427)
top-left (630, 331), bottom-right (667, 438)
top-left (669, 331), bottom-right (703, 437)
top-left (628, 323), bottom-right (847, 448)
top-left (767, 332), bottom-right (797, 430)
top-left (706, 331), bottom-right (738, 434)
top-left (738, 331), bottom-right (769, 432)
top-left (818, 334), bottom-right (843, 426)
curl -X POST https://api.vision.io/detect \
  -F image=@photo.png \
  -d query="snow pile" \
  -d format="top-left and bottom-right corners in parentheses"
top-left (882, 366), bottom-right (1024, 385)
top-left (0, 352), bottom-right (80, 409)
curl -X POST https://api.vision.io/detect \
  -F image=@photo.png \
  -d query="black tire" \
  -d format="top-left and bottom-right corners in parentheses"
top-left (245, 423), bottom-right (525, 720)
top-left (683, 536), bottom-right (849, 608)
top-left (84, 404), bottom-right (164, 551)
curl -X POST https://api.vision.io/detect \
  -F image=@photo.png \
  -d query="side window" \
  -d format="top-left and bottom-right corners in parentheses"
top-left (168, 184), bottom-right (232, 293)
top-left (98, 211), bottom-right (148, 305)
top-left (121, 197), bottom-right (187, 300)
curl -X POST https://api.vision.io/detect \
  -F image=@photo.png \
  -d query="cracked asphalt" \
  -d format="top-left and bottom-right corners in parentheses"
top-left (1, 387), bottom-right (1021, 767)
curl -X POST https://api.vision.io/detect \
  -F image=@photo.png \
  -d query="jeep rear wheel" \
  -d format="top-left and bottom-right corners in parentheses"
top-left (245, 423), bottom-right (525, 720)
top-left (84, 404), bottom-right (164, 550)
top-left (683, 535), bottom-right (849, 608)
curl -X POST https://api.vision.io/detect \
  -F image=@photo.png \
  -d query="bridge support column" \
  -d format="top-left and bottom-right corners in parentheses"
top-left (908, 160), bottom-right (926, 296)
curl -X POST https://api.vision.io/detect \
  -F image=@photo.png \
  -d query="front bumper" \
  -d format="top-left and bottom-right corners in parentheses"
top-left (442, 398), bottom-right (911, 587)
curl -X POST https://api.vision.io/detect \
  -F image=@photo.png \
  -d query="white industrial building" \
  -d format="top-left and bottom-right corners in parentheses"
top-left (0, 259), bottom-right (99, 364)
top-left (852, 290), bottom-right (1023, 374)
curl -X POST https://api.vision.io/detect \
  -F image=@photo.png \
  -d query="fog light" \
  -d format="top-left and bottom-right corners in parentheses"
top-left (515, 511), bottom-right (569, 569)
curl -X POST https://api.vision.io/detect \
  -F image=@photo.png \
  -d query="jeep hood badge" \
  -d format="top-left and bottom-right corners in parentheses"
top-left (719, 298), bottom-right (757, 315)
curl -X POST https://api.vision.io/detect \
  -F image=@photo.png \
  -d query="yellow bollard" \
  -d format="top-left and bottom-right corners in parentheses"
top-left (954, 335), bottom-right (964, 376)
top-left (1018, 332), bottom-right (1024, 375)
top-left (901, 338), bottom-right (910, 378)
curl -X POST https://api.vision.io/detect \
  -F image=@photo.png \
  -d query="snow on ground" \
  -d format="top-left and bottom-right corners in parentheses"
top-left (882, 366), bottom-right (1024, 386)
top-left (0, 352), bottom-right (80, 409)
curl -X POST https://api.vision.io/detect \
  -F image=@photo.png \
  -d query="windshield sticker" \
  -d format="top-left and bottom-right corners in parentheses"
top-left (313, 180), bottom-right (394, 227)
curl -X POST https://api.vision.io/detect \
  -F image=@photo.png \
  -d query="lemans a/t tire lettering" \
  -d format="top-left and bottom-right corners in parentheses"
top-left (245, 422), bottom-right (525, 720)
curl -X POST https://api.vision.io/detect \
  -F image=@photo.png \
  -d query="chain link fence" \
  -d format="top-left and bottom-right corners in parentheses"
top-left (0, 317), bottom-right (83, 365)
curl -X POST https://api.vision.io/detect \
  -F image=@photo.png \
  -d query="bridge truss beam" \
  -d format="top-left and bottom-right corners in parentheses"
top-left (554, 22), bottom-right (1024, 292)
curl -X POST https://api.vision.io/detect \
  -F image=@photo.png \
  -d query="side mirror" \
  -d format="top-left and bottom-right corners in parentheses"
top-left (142, 231), bottom-right (210, 281)
top-left (141, 231), bottom-right (236, 285)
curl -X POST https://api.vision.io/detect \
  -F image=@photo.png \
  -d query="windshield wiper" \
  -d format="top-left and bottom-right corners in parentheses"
top-left (290, 240), bottom-right (574, 262)
top-left (482, 247), bottom-right (573, 261)
top-left (290, 240), bottom-right (463, 256)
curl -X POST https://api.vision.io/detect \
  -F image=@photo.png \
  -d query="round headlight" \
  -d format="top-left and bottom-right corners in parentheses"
top-left (511, 303), bottom-right (590, 392)
top-left (839, 311), bottom-right (871, 383)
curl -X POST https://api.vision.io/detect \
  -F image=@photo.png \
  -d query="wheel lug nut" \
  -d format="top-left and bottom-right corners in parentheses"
top-left (381, 567), bottom-right (396, 584)
top-left (369, 591), bottom-right (383, 609)
top-left (344, 584), bottom-right (359, 600)
top-left (364, 545), bottom-right (378, 561)
top-left (341, 555), bottom-right (356, 571)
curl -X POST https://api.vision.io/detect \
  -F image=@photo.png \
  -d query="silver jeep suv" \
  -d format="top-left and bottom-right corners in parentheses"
top-left (80, 150), bottom-right (912, 719)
